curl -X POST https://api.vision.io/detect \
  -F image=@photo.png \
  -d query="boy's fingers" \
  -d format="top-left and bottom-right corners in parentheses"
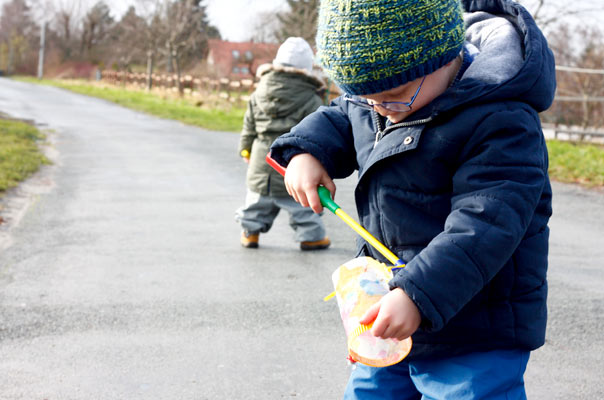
top-left (371, 317), bottom-right (387, 338)
top-left (369, 302), bottom-right (393, 338)
top-left (294, 189), bottom-right (307, 207)
top-left (322, 176), bottom-right (337, 200)
top-left (291, 192), bottom-right (300, 205)
top-left (360, 302), bottom-right (380, 325)
top-left (285, 180), bottom-right (305, 206)
top-left (306, 187), bottom-right (323, 213)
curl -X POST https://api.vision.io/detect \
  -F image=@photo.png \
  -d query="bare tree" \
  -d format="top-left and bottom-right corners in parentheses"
top-left (250, 11), bottom-right (280, 44)
top-left (113, 0), bottom-right (166, 87)
top-left (0, 0), bottom-right (37, 74)
top-left (275, 0), bottom-right (319, 47)
top-left (517, 0), bottom-right (604, 33)
top-left (109, 6), bottom-right (147, 71)
top-left (80, 1), bottom-right (114, 61)
top-left (544, 25), bottom-right (604, 129)
top-left (51, 0), bottom-right (84, 61)
top-left (155, 0), bottom-right (219, 94)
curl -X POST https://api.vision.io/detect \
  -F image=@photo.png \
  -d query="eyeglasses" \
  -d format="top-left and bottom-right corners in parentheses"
top-left (344, 76), bottom-right (426, 112)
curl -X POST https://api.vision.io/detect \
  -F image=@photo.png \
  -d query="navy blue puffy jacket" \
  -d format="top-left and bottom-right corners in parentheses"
top-left (271, 0), bottom-right (556, 359)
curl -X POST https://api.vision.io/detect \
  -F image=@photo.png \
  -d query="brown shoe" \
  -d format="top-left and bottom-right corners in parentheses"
top-left (241, 231), bottom-right (259, 248)
top-left (300, 236), bottom-right (331, 251)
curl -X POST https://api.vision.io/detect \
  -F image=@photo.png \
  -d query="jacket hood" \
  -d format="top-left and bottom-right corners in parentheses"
top-left (253, 63), bottom-right (325, 118)
top-left (435, 0), bottom-right (556, 114)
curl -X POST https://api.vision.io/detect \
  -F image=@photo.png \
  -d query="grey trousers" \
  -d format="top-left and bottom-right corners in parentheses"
top-left (235, 189), bottom-right (326, 242)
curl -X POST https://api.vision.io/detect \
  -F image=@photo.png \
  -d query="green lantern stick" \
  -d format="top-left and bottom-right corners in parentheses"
top-left (266, 153), bottom-right (406, 300)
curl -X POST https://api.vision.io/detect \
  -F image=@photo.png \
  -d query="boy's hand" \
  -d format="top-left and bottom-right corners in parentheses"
top-left (285, 153), bottom-right (336, 214)
top-left (360, 288), bottom-right (421, 341)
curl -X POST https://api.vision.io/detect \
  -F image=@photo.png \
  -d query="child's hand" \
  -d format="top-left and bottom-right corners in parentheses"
top-left (360, 288), bottom-right (421, 341)
top-left (285, 153), bottom-right (336, 214)
top-left (240, 149), bottom-right (250, 163)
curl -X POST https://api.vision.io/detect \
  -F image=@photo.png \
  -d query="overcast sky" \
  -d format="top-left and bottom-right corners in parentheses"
top-left (205, 0), bottom-right (286, 41)
top-left (0, 0), bottom-right (602, 42)
top-left (0, 0), bottom-right (287, 42)
top-left (102, 0), bottom-right (287, 41)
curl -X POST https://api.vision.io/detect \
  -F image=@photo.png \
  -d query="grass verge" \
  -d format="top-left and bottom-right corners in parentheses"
top-left (17, 77), bottom-right (245, 133)
top-left (11, 77), bottom-right (604, 189)
top-left (547, 140), bottom-right (604, 187)
top-left (0, 118), bottom-right (50, 196)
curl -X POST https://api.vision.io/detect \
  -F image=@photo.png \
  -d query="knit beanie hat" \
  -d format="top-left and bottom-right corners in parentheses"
top-left (273, 37), bottom-right (315, 73)
top-left (316, 0), bottom-right (466, 95)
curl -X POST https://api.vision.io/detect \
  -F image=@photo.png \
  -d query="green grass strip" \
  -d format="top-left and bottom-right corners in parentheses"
top-left (10, 78), bottom-right (604, 189)
top-left (0, 118), bottom-right (49, 194)
top-left (17, 77), bottom-right (245, 133)
top-left (547, 140), bottom-right (604, 187)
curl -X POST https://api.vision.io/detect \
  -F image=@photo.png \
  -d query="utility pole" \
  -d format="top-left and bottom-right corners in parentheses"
top-left (7, 32), bottom-right (14, 75)
top-left (37, 21), bottom-right (46, 79)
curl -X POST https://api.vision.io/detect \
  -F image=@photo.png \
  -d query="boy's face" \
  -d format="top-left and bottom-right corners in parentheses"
top-left (360, 59), bottom-right (458, 123)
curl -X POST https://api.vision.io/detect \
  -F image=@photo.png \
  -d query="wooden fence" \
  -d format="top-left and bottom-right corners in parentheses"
top-left (99, 70), bottom-right (257, 105)
top-left (542, 123), bottom-right (604, 143)
top-left (550, 65), bottom-right (604, 142)
top-left (98, 70), bottom-right (343, 106)
top-left (98, 68), bottom-right (604, 142)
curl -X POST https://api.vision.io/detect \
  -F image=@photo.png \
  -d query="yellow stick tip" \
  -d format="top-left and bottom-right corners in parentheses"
top-left (323, 291), bottom-right (336, 302)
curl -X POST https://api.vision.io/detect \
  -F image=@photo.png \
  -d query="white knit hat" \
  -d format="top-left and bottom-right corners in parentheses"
top-left (273, 37), bottom-right (314, 72)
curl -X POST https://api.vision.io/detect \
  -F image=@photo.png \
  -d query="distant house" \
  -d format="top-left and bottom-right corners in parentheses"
top-left (206, 39), bottom-right (279, 78)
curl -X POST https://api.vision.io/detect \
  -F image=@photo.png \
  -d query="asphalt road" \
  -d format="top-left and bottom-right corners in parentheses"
top-left (0, 78), bottom-right (603, 399)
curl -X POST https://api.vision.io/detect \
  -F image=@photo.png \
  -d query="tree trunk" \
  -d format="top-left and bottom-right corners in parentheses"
top-left (166, 42), bottom-right (173, 73)
top-left (146, 50), bottom-right (154, 91)
top-left (7, 38), bottom-right (14, 75)
top-left (581, 95), bottom-right (589, 132)
top-left (173, 49), bottom-right (183, 96)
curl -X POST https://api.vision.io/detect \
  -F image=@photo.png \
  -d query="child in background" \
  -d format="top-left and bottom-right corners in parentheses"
top-left (270, 0), bottom-right (555, 398)
top-left (236, 37), bottom-right (330, 250)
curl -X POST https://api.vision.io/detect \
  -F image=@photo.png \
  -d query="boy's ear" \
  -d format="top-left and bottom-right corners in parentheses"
top-left (444, 55), bottom-right (463, 71)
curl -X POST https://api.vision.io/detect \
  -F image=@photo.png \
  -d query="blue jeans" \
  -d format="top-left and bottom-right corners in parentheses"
top-left (343, 349), bottom-right (530, 400)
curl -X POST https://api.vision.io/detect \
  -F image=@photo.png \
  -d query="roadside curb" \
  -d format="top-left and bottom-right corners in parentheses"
top-left (0, 120), bottom-right (58, 251)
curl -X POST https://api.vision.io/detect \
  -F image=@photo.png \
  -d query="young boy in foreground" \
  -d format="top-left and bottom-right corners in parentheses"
top-left (270, 0), bottom-right (556, 398)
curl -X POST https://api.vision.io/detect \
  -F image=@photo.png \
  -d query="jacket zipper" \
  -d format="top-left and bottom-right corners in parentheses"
top-left (373, 111), bottom-right (433, 147)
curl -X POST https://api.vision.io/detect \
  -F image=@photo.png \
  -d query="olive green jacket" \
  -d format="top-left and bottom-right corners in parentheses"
top-left (239, 64), bottom-right (324, 196)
